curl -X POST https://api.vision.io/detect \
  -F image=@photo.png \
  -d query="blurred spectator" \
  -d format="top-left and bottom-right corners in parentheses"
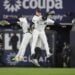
top-left (0, 33), bottom-right (5, 66)
top-left (62, 12), bottom-right (75, 23)
top-left (9, 33), bottom-right (19, 52)
top-left (0, 34), bottom-right (3, 50)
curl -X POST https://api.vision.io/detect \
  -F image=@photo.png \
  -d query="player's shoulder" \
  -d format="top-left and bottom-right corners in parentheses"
top-left (19, 17), bottom-right (27, 22)
top-left (32, 15), bottom-right (38, 19)
top-left (32, 15), bottom-right (42, 21)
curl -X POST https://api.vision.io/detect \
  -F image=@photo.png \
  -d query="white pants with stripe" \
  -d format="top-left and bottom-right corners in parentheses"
top-left (15, 33), bottom-right (32, 58)
top-left (31, 29), bottom-right (51, 56)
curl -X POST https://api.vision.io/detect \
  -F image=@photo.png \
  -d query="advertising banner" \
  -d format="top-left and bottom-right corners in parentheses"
top-left (0, 0), bottom-right (75, 22)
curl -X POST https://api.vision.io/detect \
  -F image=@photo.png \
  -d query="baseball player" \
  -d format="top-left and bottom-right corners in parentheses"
top-left (13, 16), bottom-right (42, 67)
top-left (13, 16), bottom-right (32, 62)
top-left (31, 8), bottom-right (55, 62)
top-left (12, 16), bottom-right (42, 66)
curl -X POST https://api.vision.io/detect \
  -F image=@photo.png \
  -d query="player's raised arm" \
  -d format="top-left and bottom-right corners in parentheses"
top-left (42, 12), bottom-right (61, 26)
top-left (46, 18), bottom-right (55, 25)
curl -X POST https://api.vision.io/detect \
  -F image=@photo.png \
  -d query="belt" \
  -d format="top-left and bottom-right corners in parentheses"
top-left (23, 31), bottom-right (32, 34)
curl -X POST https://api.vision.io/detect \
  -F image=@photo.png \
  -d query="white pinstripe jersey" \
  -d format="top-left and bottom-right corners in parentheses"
top-left (32, 15), bottom-right (54, 31)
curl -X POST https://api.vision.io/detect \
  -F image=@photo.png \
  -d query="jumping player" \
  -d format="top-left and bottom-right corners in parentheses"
top-left (30, 8), bottom-right (55, 65)
top-left (13, 16), bottom-right (32, 62)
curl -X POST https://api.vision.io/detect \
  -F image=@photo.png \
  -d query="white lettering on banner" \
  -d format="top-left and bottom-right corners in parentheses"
top-left (22, 0), bottom-right (63, 12)
top-left (4, 33), bottom-right (12, 50)
top-left (3, 0), bottom-right (63, 12)
top-left (49, 15), bottom-right (64, 21)
top-left (55, 0), bottom-right (63, 9)
top-left (6, 53), bottom-right (17, 65)
top-left (46, 0), bottom-right (63, 11)
top-left (38, 0), bottom-right (45, 9)
top-left (46, 0), bottom-right (55, 12)
top-left (23, 0), bottom-right (29, 9)
top-left (29, 0), bottom-right (37, 9)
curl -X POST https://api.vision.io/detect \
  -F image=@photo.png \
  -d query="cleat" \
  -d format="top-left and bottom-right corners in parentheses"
top-left (30, 59), bottom-right (40, 67)
top-left (47, 53), bottom-right (53, 58)
top-left (19, 57), bottom-right (24, 61)
top-left (12, 56), bottom-right (25, 62)
top-left (12, 57), bottom-right (19, 62)
top-left (46, 53), bottom-right (53, 62)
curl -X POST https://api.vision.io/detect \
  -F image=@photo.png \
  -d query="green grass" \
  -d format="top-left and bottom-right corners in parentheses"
top-left (0, 68), bottom-right (75, 75)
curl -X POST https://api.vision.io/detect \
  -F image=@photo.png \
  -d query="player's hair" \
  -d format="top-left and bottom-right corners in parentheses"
top-left (36, 7), bottom-right (41, 13)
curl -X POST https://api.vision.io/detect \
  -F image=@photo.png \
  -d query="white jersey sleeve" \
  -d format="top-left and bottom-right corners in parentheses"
top-left (17, 17), bottom-right (29, 33)
top-left (19, 17), bottom-right (28, 24)
top-left (32, 15), bottom-right (42, 24)
top-left (46, 18), bottom-right (55, 25)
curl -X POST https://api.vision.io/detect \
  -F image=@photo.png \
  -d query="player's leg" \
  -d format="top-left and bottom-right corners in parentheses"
top-left (35, 47), bottom-right (42, 60)
top-left (40, 31), bottom-right (52, 57)
top-left (31, 29), bottom-right (39, 55)
top-left (19, 33), bottom-right (32, 57)
top-left (14, 33), bottom-right (32, 61)
top-left (30, 29), bottom-right (40, 66)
